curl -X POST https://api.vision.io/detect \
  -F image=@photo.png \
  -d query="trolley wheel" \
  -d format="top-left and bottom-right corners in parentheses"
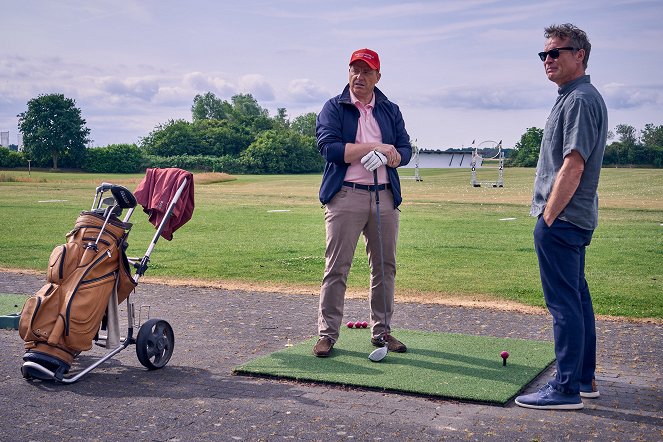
top-left (136, 318), bottom-right (174, 370)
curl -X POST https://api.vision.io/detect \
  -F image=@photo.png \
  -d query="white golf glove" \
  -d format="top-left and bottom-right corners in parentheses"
top-left (361, 151), bottom-right (387, 172)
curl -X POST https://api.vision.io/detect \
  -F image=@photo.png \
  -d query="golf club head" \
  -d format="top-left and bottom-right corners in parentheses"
top-left (368, 346), bottom-right (388, 362)
top-left (110, 185), bottom-right (137, 209)
top-left (95, 182), bottom-right (114, 194)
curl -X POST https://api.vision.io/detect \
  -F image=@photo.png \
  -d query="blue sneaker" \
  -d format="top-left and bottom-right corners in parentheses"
top-left (515, 383), bottom-right (584, 410)
top-left (580, 379), bottom-right (600, 398)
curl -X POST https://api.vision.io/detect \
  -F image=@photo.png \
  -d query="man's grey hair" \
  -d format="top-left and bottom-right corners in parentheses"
top-left (544, 23), bottom-right (591, 69)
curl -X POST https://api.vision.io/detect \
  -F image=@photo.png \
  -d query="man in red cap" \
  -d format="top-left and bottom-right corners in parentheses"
top-left (314, 48), bottom-right (412, 357)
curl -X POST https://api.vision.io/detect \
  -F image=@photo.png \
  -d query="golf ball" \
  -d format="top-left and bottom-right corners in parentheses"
top-left (362, 321), bottom-right (368, 328)
top-left (347, 321), bottom-right (355, 328)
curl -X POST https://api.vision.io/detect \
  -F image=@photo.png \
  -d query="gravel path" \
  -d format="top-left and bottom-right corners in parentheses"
top-left (1, 271), bottom-right (661, 441)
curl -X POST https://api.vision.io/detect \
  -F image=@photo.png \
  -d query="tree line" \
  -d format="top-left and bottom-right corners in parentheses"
top-left (1, 92), bottom-right (322, 174)
top-left (2, 92), bottom-right (661, 172)
top-left (508, 124), bottom-right (663, 167)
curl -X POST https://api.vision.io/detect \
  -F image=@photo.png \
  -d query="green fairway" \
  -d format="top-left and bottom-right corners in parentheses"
top-left (233, 328), bottom-right (555, 404)
top-left (0, 168), bottom-right (661, 318)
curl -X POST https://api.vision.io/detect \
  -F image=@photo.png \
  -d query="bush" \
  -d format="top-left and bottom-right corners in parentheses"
top-left (83, 144), bottom-right (145, 173)
top-left (0, 148), bottom-right (27, 168)
top-left (143, 154), bottom-right (246, 174)
top-left (240, 130), bottom-right (323, 174)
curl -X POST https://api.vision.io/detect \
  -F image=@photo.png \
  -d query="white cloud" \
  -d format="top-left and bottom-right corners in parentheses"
top-left (152, 86), bottom-right (194, 107)
top-left (183, 72), bottom-right (236, 97)
top-left (238, 74), bottom-right (275, 101)
top-left (274, 1), bottom-right (501, 23)
top-left (287, 79), bottom-right (330, 104)
top-left (410, 83), bottom-right (553, 111)
top-left (1, 0), bottom-right (661, 148)
top-left (602, 82), bottom-right (663, 109)
top-left (98, 76), bottom-right (160, 101)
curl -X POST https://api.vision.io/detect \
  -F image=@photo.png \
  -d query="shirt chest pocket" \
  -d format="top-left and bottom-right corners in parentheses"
top-left (544, 110), bottom-right (565, 145)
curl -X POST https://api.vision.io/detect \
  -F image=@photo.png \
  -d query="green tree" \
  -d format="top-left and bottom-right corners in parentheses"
top-left (273, 108), bottom-right (289, 129)
top-left (190, 92), bottom-right (273, 135)
top-left (641, 124), bottom-right (663, 149)
top-left (17, 93), bottom-right (90, 169)
top-left (641, 123), bottom-right (663, 167)
top-left (230, 93), bottom-right (268, 119)
top-left (191, 92), bottom-right (231, 122)
top-left (139, 119), bottom-right (198, 156)
top-left (613, 124), bottom-right (654, 165)
top-left (229, 93), bottom-right (273, 134)
top-left (615, 124), bottom-right (638, 146)
top-left (508, 127), bottom-right (543, 167)
top-left (290, 112), bottom-right (317, 138)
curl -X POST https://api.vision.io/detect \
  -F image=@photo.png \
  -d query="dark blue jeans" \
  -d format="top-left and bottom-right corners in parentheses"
top-left (534, 216), bottom-right (596, 395)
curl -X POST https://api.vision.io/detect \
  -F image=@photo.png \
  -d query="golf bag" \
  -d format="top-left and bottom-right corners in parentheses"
top-left (18, 210), bottom-right (137, 376)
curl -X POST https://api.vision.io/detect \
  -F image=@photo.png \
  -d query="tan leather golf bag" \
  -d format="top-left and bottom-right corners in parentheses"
top-left (19, 211), bottom-right (137, 374)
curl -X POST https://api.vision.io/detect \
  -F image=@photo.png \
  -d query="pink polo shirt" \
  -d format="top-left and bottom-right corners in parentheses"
top-left (344, 91), bottom-right (388, 185)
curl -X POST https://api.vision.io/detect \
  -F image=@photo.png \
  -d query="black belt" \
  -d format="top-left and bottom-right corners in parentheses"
top-left (343, 181), bottom-right (391, 191)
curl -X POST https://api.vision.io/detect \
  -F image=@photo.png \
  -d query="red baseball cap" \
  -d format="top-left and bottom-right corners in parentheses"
top-left (349, 48), bottom-right (380, 71)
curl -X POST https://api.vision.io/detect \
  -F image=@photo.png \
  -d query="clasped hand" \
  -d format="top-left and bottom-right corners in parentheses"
top-left (360, 150), bottom-right (387, 172)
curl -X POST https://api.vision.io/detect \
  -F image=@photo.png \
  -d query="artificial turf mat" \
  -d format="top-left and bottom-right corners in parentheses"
top-left (0, 293), bottom-right (28, 315)
top-left (233, 329), bottom-right (555, 404)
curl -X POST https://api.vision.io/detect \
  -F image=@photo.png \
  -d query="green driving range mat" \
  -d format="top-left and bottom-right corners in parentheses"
top-left (234, 329), bottom-right (555, 404)
top-left (0, 293), bottom-right (28, 316)
top-left (0, 293), bottom-right (28, 330)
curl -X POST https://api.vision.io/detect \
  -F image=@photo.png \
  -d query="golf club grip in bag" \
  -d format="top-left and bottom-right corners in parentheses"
top-left (19, 211), bottom-right (137, 365)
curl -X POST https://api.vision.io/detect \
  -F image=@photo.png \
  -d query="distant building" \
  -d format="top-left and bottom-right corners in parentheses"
top-left (401, 149), bottom-right (480, 169)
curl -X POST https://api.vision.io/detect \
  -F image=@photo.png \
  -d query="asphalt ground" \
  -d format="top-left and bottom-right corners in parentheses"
top-left (0, 270), bottom-right (661, 441)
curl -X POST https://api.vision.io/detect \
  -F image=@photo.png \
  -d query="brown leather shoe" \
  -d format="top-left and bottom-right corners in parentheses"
top-left (371, 334), bottom-right (407, 353)
top-left (313, 337), bottom-right (334, 357)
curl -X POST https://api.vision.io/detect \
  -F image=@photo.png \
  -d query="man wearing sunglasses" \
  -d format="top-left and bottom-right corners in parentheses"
top-left (516, 24), bottom-right (608, 410)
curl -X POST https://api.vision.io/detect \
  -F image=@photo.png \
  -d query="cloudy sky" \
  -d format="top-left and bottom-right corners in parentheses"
top-left (1, 0), bottom-right (661, 150)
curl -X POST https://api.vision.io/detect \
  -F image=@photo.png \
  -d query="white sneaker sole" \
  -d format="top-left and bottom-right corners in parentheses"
top-left (580, 390), bottom-right (600, 398)
top-left (515, 399), bottom-right (584, 410)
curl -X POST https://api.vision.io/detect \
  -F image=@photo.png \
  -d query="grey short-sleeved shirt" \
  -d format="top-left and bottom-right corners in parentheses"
top-left (530, 75), bottom-right (608, 230)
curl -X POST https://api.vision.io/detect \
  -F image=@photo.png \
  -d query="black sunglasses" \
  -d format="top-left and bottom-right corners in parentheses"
top-left (538, 47), bottom-right (577, 61)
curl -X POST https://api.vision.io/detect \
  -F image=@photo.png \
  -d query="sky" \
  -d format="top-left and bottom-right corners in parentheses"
top-left (1, 0), bottom-right (662, 150)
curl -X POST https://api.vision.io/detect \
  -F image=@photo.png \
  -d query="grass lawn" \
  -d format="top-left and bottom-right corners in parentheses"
top-left (0, 168), bottom-right (661, 319)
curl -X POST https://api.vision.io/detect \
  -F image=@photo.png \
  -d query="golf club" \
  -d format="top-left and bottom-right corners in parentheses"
top-left (368, 168), bottom-right (390, 363)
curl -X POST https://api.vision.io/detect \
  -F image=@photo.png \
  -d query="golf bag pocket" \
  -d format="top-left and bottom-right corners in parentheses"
top-left (117, 253), bottom-right (137, 304)
top-left (47, 243), bottom-right (83, 284)
top-left (64, 273), bottom-right (116, 351)
top-left (19, 283), bottom-right (58, 342)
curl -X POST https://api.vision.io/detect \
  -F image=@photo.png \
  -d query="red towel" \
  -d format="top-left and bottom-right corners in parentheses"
top-left (134, 168), bottom-right (195, 240)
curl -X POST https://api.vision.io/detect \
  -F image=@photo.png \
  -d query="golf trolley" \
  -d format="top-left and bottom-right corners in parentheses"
top-left (18, 176), bottom-right (189, 383)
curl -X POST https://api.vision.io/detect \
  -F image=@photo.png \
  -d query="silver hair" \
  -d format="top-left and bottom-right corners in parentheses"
top-left (544, 23), bottom-right (591, 69)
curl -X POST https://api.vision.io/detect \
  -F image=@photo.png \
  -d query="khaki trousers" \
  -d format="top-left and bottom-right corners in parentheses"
top-left (318, 186), bottom-right (399, 341)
